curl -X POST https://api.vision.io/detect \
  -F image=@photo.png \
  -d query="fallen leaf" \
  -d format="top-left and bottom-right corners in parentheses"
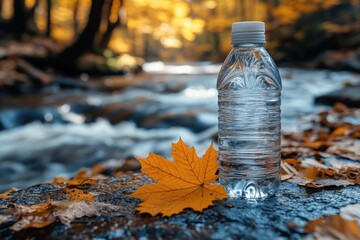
top-left (303, 167), bottom-right (319, 181)
top-left (0, 214), bottom-right (15, 224)
top-left (283, 158), bottom-right (301, 165)
top-left (131, 138), bottom-right (228, 216)
top-left (281, 162), bottom-right (297, 174)
top-left (52, 201), bottom-right (99, 225)
top-left (350, 127), bottom-right (360, 139)
top-left (301, 158), bottom-right (327, 169)
top-left (340, 204), bottom-right (360, 224)
top-left (53, 177), bottom-right (66, 184)
top-left (7, 198), bottom-right (122, 230)
top-left (65, 188), bottom-right (95, 202)
top-left (326, 140), bottom-right (360, 161)
top-left (329, 126), bottom-right (350, 140)
top-left (328, 160), bottom-right (360, 169)
top-left (333, 102), bottom-right (348, 114)
top-left (0, 188), bottom-right (18, 199)
top-left (304, 214), bottom-right (360, 240)
top-left (280, 157), bottom-right (358, 188)
top-left (303, 140), bottom-right (329, 150)
top-left (66, 170), bottom-right (98, 186)
top-left (280, 174), bottom-right (294, 181)
top-left (10, 201), bottom-right (56, 231)
top-left (280, 161), bottom-right (297, 181)
top-left (91, 165), bottom-right (105, 174)
top-left (298, 179), bottom-right (354, 188)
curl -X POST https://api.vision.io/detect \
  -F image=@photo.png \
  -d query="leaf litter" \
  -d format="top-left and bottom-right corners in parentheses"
top-left (0, 167), bottom-right (123, 231)
top-left (302, 204), bottom-right (360, 240)
top-left (281, 103), bottom-right (360, 188)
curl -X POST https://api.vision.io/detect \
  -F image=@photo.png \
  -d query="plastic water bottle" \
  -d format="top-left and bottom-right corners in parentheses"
top-left (217, 21), bottom-right (282, 198)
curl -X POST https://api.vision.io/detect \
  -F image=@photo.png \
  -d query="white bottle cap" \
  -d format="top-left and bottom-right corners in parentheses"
top-left (231, 21), bottom-right (265, 45)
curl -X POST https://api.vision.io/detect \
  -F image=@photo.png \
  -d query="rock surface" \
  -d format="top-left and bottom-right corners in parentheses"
top-left (315, 84), bottom-right (360, 107)
top-left (1, 172), bottom-right (359, 240)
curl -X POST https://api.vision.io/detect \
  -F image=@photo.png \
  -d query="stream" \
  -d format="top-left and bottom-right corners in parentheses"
top-left (0, 63), bottom-right (359, 191)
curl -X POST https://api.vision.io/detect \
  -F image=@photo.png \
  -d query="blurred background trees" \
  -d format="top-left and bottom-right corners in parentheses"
top-left (0, 0), bottom-right (360, 68)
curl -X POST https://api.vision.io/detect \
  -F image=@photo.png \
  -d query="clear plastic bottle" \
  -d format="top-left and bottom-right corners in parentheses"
top-left (217, 21), bottom-right (282, 198)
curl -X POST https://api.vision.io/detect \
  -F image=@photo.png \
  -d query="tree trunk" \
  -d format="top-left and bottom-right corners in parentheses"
top-left (266, 0), bottom-right (275, 22)
top-left (54, 0), bottom-right (105, 71)
top-left (0, 0), bottom-right (3, 19)
top-left (73, 0), bottom-right (79, 35)
top-left (46, 0), bottom-right (51, 37)
top-left (26, 0), bottom-right (40, 34)
top-left (12, 0), bottom-right (26, 39)
top-left (99, 0), bottom-right (123, 49)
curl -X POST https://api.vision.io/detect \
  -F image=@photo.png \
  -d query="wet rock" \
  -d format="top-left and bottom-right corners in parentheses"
top-left (0, 73), bottom-right (216, 132)
top-left (313, 50), bottom-right (360, 73)
top-left (0, 173), bottom-right (359, 239)
top-left (315, 84), bottom-right (360, 107)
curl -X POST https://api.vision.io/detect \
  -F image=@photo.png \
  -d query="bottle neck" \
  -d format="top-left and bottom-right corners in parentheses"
top-left (233, 43), bottom-right (264, 49)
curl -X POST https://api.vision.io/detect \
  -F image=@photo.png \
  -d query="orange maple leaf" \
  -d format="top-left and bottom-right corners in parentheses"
top-left (131, 138), bottom-right (228, 217)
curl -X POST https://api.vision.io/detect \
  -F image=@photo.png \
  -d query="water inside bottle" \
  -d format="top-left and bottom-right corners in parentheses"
top-left (218, 89), bottom-right (281, 198)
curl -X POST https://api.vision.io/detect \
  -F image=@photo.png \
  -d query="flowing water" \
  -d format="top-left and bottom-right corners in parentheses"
top-left (0, 64), bottom-right (359, 191)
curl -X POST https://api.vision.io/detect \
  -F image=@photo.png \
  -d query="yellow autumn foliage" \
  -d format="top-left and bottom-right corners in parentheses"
top-left (274, 0), bottom-right (341, 24)
top-left (1, 0), bottom-right (354, 60)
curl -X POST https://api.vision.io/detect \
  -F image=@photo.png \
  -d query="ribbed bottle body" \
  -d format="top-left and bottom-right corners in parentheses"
top-left (217, 46), bottom-right (282, 198)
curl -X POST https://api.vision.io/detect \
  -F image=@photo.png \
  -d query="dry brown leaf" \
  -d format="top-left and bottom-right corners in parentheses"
top-left (10, 201), bottom-right (56, 231)
top-left (333, 102), bottom-right (348, 114)
top-left (0, 188), bottom-right (18, 199)
top-left (301, 158), bottom-right (327, 169)
top-left (7, 197), bottom-right (122, 231)
top-left (298, 179), bottom-right (354, 188)
top-left (281, 174), bottom-right (295, 181)
top-left (0, 214), bottom-right (15, 224)
top-left (350, 127), bottom-right (360, 139)
top-left (4, 179), bottom-right (103, 230)
top-left (281, 162), bottom-right (298, 174)
top-left (52, 201), bottom-right (99, 225)
top-left (67, 170), bottom-right (98, 186)
top-left (302, 167), bottom-right (319, 181)
top-left (341, 168), bottom-right (360, 184)
top-left (280, 161), bottom-right (298, 181)
top-left (283, 158), bottom-right (301, 165)
top-left (304, 214), bottom-right (360, 240)
top-left (329, 126), bottom-right (351, 140)
top-left (303, 140), bottom-right (329, 150)
top-left (326, 140), bottom-right (360, 161)
top-left (0, 188), bottom-right (19, 199)
top-left (281, 157), bottom-right (357, 188)
top-left (2, 166), bottom-right (124, 231)
top-left (340, 204), bottom-right (360, 224)
top-left (53, 177), bottom-right (66, 184)
top-left (131, 138), bottom-right (228, 217)
top-left (281, 146), bottom-right (318, 158)
top-left (328, 160), bottom-right (360, 169)
top-left (52, 170), bottom-right (100, 187)
top-left (65, 189), bottom-right (95, 202)
top-left (91, 165), bottom-right (105, 174)
top-left (280, 104), bottom-right (360, 189)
